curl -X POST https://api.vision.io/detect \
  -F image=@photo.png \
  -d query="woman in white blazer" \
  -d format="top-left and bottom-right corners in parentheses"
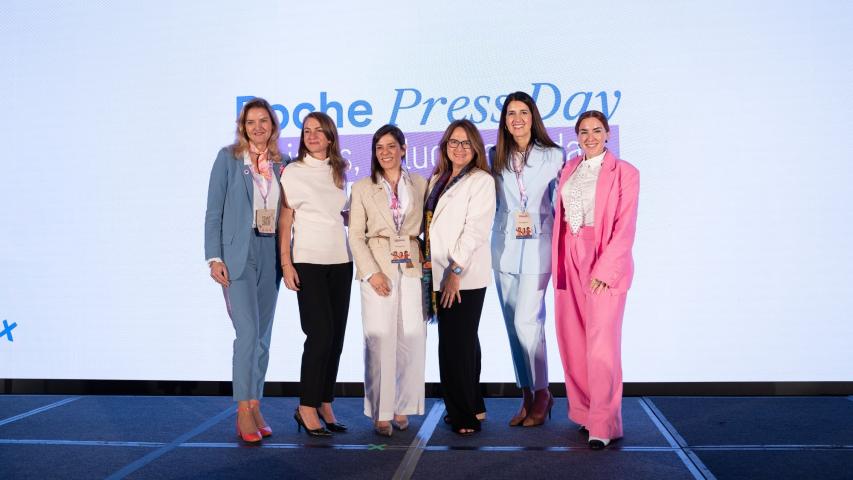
top-left (349, 125), bottom-right (428, 437)
top-left (489, 91), bottom-right (564, 427)
top-left (423, 119), bottom-right (496, 435)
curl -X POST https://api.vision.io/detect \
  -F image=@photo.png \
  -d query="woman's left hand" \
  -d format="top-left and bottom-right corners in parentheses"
top-left (440, 271), bottom-right (462, 308)
top-left (590, 278), bottom-right (609, 294)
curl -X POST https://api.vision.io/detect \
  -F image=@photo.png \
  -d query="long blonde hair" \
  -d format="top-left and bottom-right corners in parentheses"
top-left (232, 98), bottom-right (282, 162)
top-left (298, 112), bottom-right (347, 189)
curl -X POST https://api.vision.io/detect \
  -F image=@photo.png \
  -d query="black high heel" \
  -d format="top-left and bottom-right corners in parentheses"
top-left (294, 409), bottom-right (332, 437)
top-left (318, 412), bottom-right (348, 432)
top-left (320, 418), bottom-right (348, 432)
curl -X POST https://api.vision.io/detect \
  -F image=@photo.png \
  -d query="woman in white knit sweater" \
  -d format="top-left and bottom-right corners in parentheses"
top-left (280, 112), bottom-right (352, 437)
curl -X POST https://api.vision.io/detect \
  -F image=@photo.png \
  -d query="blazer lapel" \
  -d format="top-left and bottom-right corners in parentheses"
top-left (402, 176), bottom-right (420, 229)
top-left (560, 157), bottom-right (583, 183)
top-left (502, 168), bottom-right (521, 207)
top-left (527, 148), bottom-right (549, 202)
top-left (273, 160), bottom-right (283, 181)
top-left (560, 156), bottom-right (582, 190)
top-left (369, 182), bottom-right (397, 232)
top-left (242, 159), bottom-right (254, 205)
top-left (272, 160), bottom-right (284, 208)
top-left (431, 173), bottom-right (467, 222)
top-left (554, 155), bottom-right (581, 224)
top-left (593, 150), bottom-right (617, 233)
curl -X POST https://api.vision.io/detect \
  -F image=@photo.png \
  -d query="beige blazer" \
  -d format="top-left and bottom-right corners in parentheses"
top-left (349, 173), bottom-right (428, 280)
top-left (427, 169), bottom-right (496, 291)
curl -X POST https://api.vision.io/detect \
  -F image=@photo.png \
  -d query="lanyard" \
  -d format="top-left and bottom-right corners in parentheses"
top-left (511, 147), bottom-right (532, 211)
top-left (388, 179), bottom-right (404, 233)
top-left (251, 171), bottom-right (273, 209)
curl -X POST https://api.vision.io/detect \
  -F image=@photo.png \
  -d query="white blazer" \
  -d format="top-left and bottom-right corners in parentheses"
top-left (427, 169), bottom-right (496, 291)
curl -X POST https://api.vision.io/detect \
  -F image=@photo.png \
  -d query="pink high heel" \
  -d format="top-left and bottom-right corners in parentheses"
top-left (248, 400), bottom-right (272, 437)
top-left (236, 406), bottom-right (262, 443)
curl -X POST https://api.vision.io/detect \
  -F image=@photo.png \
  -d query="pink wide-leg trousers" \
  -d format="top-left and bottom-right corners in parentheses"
top-left (554, 226), bottom-right (626, 440)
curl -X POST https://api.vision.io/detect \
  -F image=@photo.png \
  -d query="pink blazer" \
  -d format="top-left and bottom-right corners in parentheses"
top-left (551, 150), bottom-right (639, 293)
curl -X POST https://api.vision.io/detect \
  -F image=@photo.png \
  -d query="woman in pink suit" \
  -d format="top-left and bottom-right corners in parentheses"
top-left (551, 110), bottom-right (639, 450)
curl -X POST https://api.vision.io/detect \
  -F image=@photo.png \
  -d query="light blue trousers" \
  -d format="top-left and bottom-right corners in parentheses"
top-left (494, 271), bottom-right (550, 390)
top-left (222, 234), bottom-right (280, 401)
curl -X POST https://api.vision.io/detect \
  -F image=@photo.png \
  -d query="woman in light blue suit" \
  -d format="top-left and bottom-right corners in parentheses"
top-left (489, 91), bottom-right (564, 427)
top-left (205, 98), bottom-right (287, 443)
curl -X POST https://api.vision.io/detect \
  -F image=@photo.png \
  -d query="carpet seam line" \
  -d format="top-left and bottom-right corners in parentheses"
top-left (391, 400), bottom-right (444, 480)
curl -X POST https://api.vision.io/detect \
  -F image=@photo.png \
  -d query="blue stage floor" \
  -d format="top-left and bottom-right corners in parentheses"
top-left (1, 395), bottom-right (851, 479)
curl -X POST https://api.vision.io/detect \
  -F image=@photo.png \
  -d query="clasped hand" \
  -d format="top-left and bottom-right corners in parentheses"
top-left (590, 278), bottom-right (609, 294)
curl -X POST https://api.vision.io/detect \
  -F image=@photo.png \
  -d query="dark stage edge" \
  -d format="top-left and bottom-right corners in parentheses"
top-left (3, 380), bottom-right (852, 396)
top-left (2, 396), bottom-right (852, 479)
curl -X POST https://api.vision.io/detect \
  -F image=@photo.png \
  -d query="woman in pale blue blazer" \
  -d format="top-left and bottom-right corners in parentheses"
top-left (204, 98), bottom-right (288, 443)
top-left (489, 91), bottom-right (564, 427)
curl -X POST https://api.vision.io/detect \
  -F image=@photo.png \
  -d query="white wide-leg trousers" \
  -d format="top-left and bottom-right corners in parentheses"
top-left (361, 268), bottom-right (426, 421)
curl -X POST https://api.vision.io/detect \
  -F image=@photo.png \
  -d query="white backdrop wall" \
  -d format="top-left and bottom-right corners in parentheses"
top-left (1, 1), bottom-right (851, 382)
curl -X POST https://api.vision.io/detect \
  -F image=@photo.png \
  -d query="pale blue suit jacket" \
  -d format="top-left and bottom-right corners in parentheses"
top-left (489, 144), bottom-right (565, 274)
top-left (204, 146), bottom-right (289, 281)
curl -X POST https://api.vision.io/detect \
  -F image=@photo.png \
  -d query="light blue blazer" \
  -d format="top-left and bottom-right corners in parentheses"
top-left (204, 146), bottom-right (289, 281)
top-left (489, 143), bottom-right (565, 274)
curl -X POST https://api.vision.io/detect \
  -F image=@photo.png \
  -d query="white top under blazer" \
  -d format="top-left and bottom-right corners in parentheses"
top-left (427, 168), bottom-right (496, 291)
top-left (561, 151), bottom-right (605, 234)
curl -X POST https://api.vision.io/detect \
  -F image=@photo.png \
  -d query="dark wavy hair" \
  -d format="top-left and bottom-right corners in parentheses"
top-left (492, 91), bottom-right (558, 173)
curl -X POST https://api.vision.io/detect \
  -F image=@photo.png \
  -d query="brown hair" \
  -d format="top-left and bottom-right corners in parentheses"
top-left (433, 119), bottom-right (491, 178)
top-left (574, 110), bottom-right (610, 134)
top-left (297, 111), bottom-right (347, 189)
top-left (493, 91), bottom-right (558, 174)
top-left (370, 124), bottom-right (407, 184)
top-left (232, 98), bottom-right (282, 162)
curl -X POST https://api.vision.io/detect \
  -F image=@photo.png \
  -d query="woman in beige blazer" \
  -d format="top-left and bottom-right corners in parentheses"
top-left (349, 124), bottom-right (428, 437)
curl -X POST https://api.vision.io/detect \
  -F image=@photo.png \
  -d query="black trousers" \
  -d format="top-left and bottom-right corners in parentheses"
top-left (294, 262), bottom-right (353, 407)
top-left (437, 287), bottom-right (487, 431)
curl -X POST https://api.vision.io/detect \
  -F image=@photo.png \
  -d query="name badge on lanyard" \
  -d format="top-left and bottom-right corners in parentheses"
top-left (391, 235), bottom-right (412, 264)
top-left (514, 211), bottom-right (533, 239)
top-left (512, 149), bottom-right (533, 239)
top-left (253, 172), bottom-right (276, 236)
top-left (388, 180), bottom-right (412, 267)
top-left (256, 209), bottom-right (276, 235)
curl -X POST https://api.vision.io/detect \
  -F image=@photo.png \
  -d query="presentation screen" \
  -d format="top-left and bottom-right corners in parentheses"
top-left (2, 1), bottom-right (851, 383)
